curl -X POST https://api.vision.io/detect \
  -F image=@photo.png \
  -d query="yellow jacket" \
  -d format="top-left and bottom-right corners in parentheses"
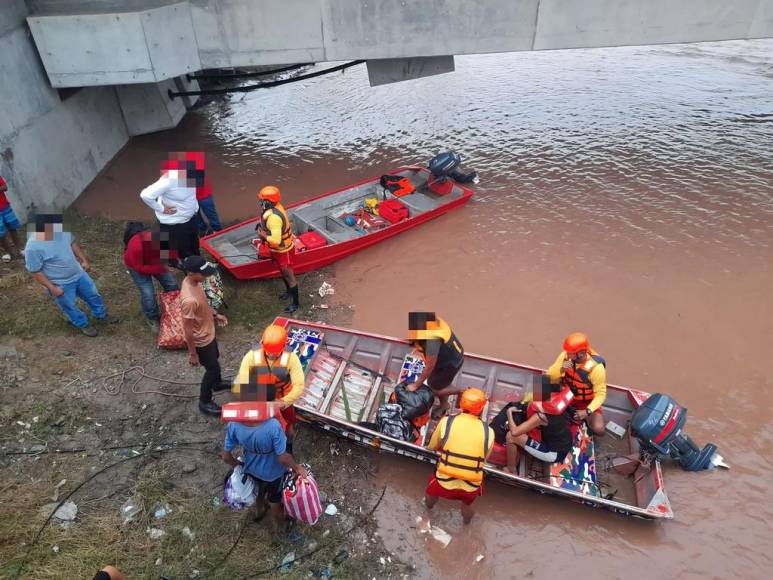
top-left (547, 350), bottom-right (607, 412)
top-left (232, 349), bottom-right (305, 406)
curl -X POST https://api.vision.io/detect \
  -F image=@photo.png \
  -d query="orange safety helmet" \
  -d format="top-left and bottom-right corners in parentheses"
top-left (261, 324), bottom-right (288, 356)
top-left (459, 388), bottom-right (487, 416)
top-left (563, 332), bottom-right (590, 354)
top-left (257, 185), bottom-right (281, 204)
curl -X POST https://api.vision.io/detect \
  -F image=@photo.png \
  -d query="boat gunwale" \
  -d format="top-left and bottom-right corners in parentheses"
top-left (277, 317), bottom-right (673, 521)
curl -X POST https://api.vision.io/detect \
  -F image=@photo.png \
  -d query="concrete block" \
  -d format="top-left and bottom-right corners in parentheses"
top-left (534, 0), bottom-right (769, 50)
top-left (6, 86), bottom-right (128, 217)
top-left (140, 2), bottom-right (201, 79)
top-left (0, 0), bottom-right (28, 37)
top-left (195, 0), bottom-right (325, 68)
top-left (0, 27), bottom-right (60, 139)
top-left (321, 0), bottom-right (539, 60)
top-left (366, 56), bottom-right (455, 87)
top-left (116, 75), bottom-right (198, 136)
top-left (28, 11), bottom-right (155, 86)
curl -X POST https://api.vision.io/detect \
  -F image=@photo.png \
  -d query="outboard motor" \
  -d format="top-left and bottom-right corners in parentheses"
top-left (427, 151), bottom-right (479, 195)
top-left (630, 393), bottom-right (727, 471)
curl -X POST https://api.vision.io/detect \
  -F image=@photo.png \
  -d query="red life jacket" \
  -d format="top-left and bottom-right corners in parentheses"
top-left (562, 353), bottom-right (606, 404)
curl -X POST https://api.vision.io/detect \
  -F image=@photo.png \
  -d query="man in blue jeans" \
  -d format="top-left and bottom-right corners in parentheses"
top-left (123, 221), bottom-right (178, 331)
top-left (25, 213), bottom-right (119, 337)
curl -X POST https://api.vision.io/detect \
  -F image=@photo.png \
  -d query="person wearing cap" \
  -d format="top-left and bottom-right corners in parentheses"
top-left (232, 324), bottom-right (305, 452)
top-left (140, 155), bottom-right (200, 265)
top-left (180, 255), bottom-right (229, 416)
top-left (425, 388), bottom-right (494, 524)
top-left (547, 332), bottom-right (607, 435)
top-left (405, 312), bottom-right (465, 419)
top-left (255, 186), bottom-right (299, 313)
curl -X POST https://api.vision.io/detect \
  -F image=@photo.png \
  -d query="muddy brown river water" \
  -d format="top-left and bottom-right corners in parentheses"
top-left (77, 40), bottom-right (773, 579)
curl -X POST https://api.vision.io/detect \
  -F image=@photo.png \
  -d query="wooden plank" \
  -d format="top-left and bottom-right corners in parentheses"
top-left (362, 342), bottom-right (393, 423)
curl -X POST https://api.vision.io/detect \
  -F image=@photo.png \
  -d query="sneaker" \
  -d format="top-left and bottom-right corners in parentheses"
top-left (80, 325), bottom-right (98, 337)
top-left (283, 303), bottom-right (299, 314)
top-left (146, 318), bottom-right (160, 332)
top-left (198, 400), bottom-right (221, 416)
top-left (98, 315), bottom-right (121, 324)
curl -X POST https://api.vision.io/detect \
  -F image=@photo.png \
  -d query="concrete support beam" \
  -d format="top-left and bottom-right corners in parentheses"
top-left (28, 1), bottom-right (200, 87)
top-left (115, 75), bottom-right (199, 136)
top-left (26, 0), bottom-right (773, 88)
top-left (366, 56), bottom-right (455, 87)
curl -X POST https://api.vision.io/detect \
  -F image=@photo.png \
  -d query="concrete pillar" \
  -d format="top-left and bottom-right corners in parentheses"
top-left (115, 75), bottom-right (199, 136)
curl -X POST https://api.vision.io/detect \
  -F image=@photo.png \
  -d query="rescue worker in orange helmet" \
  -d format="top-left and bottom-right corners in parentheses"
top-left (256, 186), bottom-right (299, 313)
top-left (406, 312), bottom-right (466, 420)
top-left (232, 324), bottom-right (306, 452)
top-left (425, 388), bottom-right (494, 524)
top-left (547, 332), bottom-right (607, 435)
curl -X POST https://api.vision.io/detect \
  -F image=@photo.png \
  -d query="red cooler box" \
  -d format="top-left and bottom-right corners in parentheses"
top-left (298, 231), bottom-right (328, 250)
top-left (379, 199), bottom-right (409, 224)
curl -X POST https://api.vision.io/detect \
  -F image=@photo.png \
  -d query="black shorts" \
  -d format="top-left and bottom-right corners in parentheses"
top-left (252, 475), bottom-right (283, 504)
top-left (523, 437), bottom-right (570, 463)
top-left (427, 363), bottom-right (462, 391)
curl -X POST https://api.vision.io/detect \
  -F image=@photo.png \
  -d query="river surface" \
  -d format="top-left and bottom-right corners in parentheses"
top-left (77, 40), bottom-right (773, 579)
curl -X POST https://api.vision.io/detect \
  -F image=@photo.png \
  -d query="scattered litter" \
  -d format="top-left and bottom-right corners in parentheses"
top-left (211, 496), bottom-right (222, 508)
top-left (415, 516), bottom-right (431, 534)
top-left (120, 498), bottom-right (143, 524)
top-left (155, 558), bottom-right (163, 566)
top-left (430, 526), bottom-right (452, 548)
top-left (322, 529), bottom-right (330, 538)
top-left (333, 550), bottom-right (349, 565)
top-left (16, 421), bottom-right (30, 429)
top-left (189, 570), bottom-right (200, 578)
top-left (306, 539), bottom-right (318, 551)
top-left (318, 567), bottom-right (332, 579)
top-left (318, 304), bottom-right (329, 309)
top-left (318, 282), bottom-right (335, 297)
top-left (182, 526), bottom-right (195, 540)
top-left (329, 443), bottom-right (340, 456)
top-left (324, 503), bottom-right (338, 516)
top-left (53, 501), bottom-right (78, 522)
top-left (280, 551), bottom-right (295, 573)
top-left (154, 503), bottom-right (171, 519)
top-left (51, 479), bottom-right (67, 502)
top-left (147, 527), bottom-right (166, 540)
top-left (474, 554), bottom-right (485, 563)
top-left (94, 422), bottom-right (103, 427)
top-left (32, 416), bottom-right (39, 423)
top-left (52, 545), bottom-right (59, 553)
top-left (380, 557), bottom-right (386, 566)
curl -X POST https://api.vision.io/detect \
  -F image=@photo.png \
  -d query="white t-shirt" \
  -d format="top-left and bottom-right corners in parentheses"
top-left (140, 171), bottom-right (199, 224)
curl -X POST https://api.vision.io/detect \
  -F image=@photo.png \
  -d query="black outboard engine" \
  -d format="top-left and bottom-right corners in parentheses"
top-left (428, 151), bottom-right (479, 184)
top-left (630, 393), bottom-right (726, 472)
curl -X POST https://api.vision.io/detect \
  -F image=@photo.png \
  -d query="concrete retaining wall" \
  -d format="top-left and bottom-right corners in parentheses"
top-left (0, 0), bottom-right (129, 221)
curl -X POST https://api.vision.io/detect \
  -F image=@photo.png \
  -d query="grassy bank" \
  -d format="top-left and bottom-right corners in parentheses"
top-left (0, 213), bottom-right (406, 579)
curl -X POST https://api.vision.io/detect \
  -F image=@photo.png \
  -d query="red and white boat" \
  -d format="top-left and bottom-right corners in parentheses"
top-left (201, 167), bottom-right (474, 280)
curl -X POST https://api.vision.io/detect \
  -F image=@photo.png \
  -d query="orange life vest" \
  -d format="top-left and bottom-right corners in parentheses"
top-left (436, 413), bottom-right (490, 486)
top-left (260, 203), bottom-right (294, 253)
top-left (251, 348), bottom-right (292, 399)
top-left (561, 352), bottom-right (606, 404)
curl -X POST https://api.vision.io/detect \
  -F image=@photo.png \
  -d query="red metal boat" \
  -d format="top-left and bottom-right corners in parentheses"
top-left (201, 167), bottom-right (474, 280)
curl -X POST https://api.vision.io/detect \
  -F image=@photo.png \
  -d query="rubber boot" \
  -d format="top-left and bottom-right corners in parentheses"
top-left (284, 286), bottom-right (299, 314)
top-left (279, 279), bottom-right (291, 301)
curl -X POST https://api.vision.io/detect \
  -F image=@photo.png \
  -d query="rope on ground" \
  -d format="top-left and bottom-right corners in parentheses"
top-left (11, 445), bottom-right (219, 580)
top-left (99, 365), bottom-right (200, 398)
top-left (238, 485), bottom-right (388, 579)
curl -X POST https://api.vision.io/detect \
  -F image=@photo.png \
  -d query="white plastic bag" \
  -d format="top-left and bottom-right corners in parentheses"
top-left (223, 465), bottom-right (256, 510)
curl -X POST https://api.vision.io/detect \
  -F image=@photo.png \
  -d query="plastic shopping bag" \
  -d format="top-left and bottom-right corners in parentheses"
top-left (282, 464), bottom-right (322, 525)
top-left (223, 464), bottom-right (256, 511)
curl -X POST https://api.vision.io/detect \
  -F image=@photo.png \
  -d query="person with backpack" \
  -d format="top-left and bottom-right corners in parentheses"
top-left (425, 388), bottom-right (494, 524)
top-left (123, 222), bottom-right (179, 331)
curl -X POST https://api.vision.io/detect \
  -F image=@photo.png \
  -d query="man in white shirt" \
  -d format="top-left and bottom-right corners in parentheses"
top-left (140, 160), bottom-right (200, 265)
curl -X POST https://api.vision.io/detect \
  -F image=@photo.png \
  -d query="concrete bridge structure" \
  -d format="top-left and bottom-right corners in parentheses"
top-left (2, 0), bottom-right (772, 217)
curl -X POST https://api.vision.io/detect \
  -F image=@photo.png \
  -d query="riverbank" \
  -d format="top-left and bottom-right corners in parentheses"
top-left (0, 213), bottom-right (407, 579)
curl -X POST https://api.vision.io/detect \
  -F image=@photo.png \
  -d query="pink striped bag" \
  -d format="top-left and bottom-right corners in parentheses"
top-left (282, 464), bottom-right (322, 525)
